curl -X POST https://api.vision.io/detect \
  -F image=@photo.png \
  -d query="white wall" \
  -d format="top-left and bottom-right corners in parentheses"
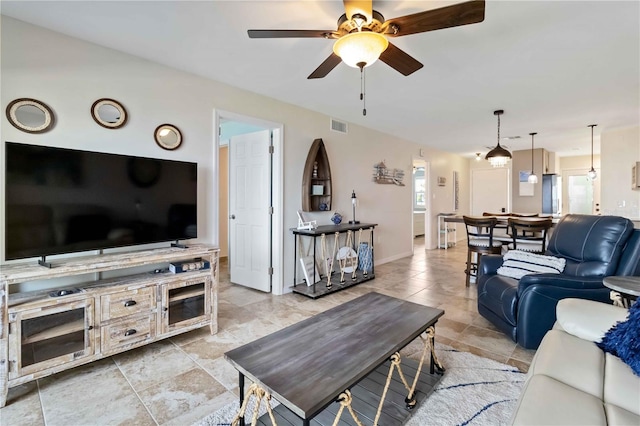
top-left (1, 17), bottom-right (469, 293)
top-left (511, 148), bottom-right (544, 214)
top-left (219, 121), bottom-right (264, 146)
top-left (559, 154), bottom-right (600, 171)
top-left (601, 126), bottom-right (640, 217)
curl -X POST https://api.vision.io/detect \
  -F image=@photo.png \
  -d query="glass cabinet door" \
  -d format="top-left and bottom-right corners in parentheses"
top-left (11, 299), bottom-right (95, 378)
top-left (161, 276), bottom-right (211, 334)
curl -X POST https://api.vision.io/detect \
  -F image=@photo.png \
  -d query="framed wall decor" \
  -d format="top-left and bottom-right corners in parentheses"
top-left (519, 171), bottom-right (534, 196)
top-left (91, 98), bottom-right (128, 129)
top-left (154, 124), bottom-right (183, 150)
top-left (453, 171), bottom-right (460, 211)
top-left (6, 98), bottom-right (55, 133)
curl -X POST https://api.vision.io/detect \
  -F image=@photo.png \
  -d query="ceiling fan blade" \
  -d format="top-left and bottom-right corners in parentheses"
top-left (308, 53), bottom-right (342, 79)
top-left (379, 42), bottom-right (424, 76)
top-left (248, 29), bottom-right (337, 39)
top-left (384, 0), bottom-right (485, 37)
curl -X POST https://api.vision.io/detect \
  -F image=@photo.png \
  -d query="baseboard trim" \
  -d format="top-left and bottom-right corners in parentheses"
top-left (376, 251), bottom-right (413, 265)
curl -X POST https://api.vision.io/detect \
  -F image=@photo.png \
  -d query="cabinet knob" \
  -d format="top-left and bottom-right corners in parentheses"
top-left (124, 300), bottom-right (137, 307)
top-left (124, 329), bottom-right (137, 337)
top-left (87, 326), bottom-right (94, 331)
top-left (230, 214), bottom-right (236, 220)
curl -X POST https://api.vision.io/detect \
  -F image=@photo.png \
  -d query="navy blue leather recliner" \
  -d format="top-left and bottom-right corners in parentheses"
top-left (477, 214), bottom-right (640, 349)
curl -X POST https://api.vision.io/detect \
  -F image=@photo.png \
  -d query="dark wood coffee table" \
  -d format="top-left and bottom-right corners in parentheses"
top-left (225, 292), bottom-right (445, 426)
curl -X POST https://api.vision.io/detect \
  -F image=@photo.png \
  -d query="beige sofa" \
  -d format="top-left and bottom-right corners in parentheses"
top-left (510, 298), bottom-right (640, 425)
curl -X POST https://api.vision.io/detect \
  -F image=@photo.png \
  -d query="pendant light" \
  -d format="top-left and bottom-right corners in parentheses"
top-left (587, 124), bottom-right (597, 181)
top-left (527, 132), bottom-right (538, 184)
top-left (485, 110), bottom-right (512, 167)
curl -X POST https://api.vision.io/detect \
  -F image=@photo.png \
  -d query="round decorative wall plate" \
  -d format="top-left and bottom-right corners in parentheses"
top-left (91, 98), bottom-right (128, 129)
top-left (6, 98), bottom-right (55, 133)
top-left (154, 124), bottom-right (183, 150)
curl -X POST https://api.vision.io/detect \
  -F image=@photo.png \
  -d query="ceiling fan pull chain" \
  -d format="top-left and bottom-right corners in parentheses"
top-left (360, 66), bottom-right (364, 101)
top-left (361, 67), bottom-right (366, 116)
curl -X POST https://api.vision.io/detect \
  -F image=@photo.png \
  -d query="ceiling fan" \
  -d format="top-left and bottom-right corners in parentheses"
top-left (248, 0), bottom-right (486, 79)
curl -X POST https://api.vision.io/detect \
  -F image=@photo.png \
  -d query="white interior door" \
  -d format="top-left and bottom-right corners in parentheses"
top-left (471, 168), bottom-right (510, 215)
top-left (229, 130), bottom-right (271, 292)
top-left (562, 168), bottom-right (598, 214)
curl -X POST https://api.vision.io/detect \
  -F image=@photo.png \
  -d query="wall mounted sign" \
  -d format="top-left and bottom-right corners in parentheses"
top-left (453, 171), bottom-right (460, 211)
top-left (372, 161), bottom-right (405, 186)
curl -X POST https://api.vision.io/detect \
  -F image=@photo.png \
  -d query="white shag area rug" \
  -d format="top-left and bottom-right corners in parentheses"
top-left (193, 343), bottom-right (525, 426)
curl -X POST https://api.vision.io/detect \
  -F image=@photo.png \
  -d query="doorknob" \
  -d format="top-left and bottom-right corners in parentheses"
top-left (229, 214), bottom-right (236, 219)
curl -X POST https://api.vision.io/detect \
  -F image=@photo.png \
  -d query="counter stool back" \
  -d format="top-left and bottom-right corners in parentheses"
top-left (507, 217), bottom-right (553, 255)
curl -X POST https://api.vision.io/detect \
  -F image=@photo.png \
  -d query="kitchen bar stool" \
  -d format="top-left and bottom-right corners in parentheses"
top-left (463, 216), bottom-right (503, 287)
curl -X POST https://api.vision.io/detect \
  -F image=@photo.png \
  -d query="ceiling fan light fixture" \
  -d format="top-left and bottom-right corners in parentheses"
top-left (485, 110), bottom-right (512, 167)
top-left (333, 31), bottom-right (389, 69)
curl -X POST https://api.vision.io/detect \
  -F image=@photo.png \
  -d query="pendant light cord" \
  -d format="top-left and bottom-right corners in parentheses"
top-left (530, 133), bottom-right (536, 174)
top-left (591, 125), bottom-right (594, 168)
top-left (496, 112), bottom-right (501, 145)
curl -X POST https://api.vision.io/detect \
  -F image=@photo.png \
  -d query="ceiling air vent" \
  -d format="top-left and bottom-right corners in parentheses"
top-left (330, 118), bottom-right (348, 134)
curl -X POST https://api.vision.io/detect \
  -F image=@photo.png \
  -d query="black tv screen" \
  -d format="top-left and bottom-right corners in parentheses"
top-left (5, 142), bottom-right (197, 260)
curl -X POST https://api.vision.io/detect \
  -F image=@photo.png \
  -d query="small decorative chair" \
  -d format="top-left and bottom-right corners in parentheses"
top-left (507, 217), bottom-right (553, 254)
top-left (463, 216), bottom-right (503, 287)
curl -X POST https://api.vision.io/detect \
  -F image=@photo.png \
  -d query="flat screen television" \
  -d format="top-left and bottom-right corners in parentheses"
top-left (5, 142), bottom-right (197, 261)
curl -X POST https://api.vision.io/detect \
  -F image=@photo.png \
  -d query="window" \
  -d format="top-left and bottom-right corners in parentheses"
top-left (414, 167), bottom-right (426, 210)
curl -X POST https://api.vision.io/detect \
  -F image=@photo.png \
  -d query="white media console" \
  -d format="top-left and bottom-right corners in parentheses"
top-left (0, 244), bottom-right (219, 407)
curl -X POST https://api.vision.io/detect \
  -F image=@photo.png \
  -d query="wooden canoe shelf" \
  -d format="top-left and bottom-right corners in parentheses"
top-left (302, 138), bottom-right (332, 212)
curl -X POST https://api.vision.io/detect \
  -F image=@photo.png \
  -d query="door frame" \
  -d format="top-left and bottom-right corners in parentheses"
top-left (214, 109), bottom-right (284, 295)
top-left (411, 158), bottom-right (430, 253)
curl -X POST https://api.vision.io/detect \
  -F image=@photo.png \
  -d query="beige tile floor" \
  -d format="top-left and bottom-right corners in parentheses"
top-left (0, 238), bottom-right (535, 426)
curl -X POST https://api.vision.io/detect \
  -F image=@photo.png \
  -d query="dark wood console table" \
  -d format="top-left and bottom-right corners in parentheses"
top-left (291, 223), bottom-right (377, 299)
